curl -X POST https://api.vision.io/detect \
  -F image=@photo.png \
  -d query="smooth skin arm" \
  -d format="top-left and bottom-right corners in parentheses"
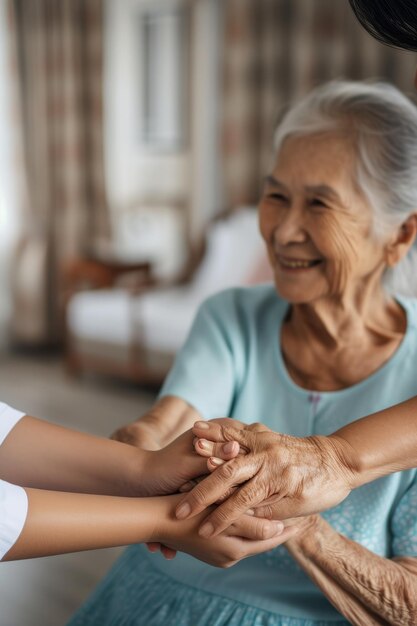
top-left (4, 492), bottom-right (286, 562)
top-left (0, 414), bottom-right (213, 498)
top-left (0, 415), bottom-right (283, 561)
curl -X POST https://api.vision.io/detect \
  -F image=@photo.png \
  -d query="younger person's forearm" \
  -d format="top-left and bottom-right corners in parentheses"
top-left (3, 488), bottom-right (170, 561)
top-left (333, 396), bottom-right (417, 487)
top-left (0, 416), bottom-right (146, 496)
top-left (3, 489), bottom-right (302, 564)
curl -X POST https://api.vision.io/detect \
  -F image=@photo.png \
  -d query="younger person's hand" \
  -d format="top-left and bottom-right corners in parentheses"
top-left (151, 495), bottom-right (292, 568)
top-left (139, 427), bottom-right (239, 498)
top-left (136, 425), bottom-right (240, 559)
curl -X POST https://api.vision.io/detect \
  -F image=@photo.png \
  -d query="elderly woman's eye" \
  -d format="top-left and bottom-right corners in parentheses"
top-left (310, 198), bottom-right (327, 208)
top-left (268, 193), bottom-right (287, 203)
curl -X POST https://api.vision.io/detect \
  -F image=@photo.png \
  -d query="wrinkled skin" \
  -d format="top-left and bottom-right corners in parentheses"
top-left (174, 420), bottom-right (356, 536)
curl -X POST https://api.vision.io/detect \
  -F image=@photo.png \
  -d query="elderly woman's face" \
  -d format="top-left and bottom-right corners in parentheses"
top-left (259, 133), bottom-right (388, 304)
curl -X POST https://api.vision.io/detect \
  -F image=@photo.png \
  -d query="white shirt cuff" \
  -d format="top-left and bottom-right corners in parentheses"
top-left (0, 402), bottom-right (26, 446)
top-left (0, 479), bottom-right (28, 559)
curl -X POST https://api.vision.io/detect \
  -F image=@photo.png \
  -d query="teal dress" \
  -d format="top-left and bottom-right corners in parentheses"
top-left (69, 286), bottom-right (417, 626)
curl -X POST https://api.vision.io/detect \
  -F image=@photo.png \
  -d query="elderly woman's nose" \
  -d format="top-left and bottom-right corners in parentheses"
top-left (272, 208), bottom-right (306, 245)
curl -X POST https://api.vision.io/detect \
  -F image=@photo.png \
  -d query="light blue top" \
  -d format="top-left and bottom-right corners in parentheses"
top-left (69, 285), bottom-right (417, 626)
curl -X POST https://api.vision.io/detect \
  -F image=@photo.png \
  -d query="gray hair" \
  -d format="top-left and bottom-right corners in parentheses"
top-left (273, 81), bottom-right (417, 297)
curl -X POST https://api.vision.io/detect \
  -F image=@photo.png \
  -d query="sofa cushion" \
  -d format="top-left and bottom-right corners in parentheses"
top-left (67, 208), bottom-right (272, 355)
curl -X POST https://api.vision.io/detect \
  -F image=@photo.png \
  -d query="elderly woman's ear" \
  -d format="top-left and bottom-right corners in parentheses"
top-left (385, 214), bottom-right (417, 267)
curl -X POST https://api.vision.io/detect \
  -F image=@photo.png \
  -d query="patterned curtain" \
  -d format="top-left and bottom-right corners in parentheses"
top-left (9, 0), bottom-right (110, 343)
top-left (221, 0), bottom-right (417, 209)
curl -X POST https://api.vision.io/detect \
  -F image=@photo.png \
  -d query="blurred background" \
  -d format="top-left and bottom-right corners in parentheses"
top-left (0, 1), bottom-right (415, 624)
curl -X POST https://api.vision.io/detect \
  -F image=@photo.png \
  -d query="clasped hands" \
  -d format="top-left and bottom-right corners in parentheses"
top-left (120, 416), bottom-right (357, 565)
top-left (177, 418), bottom-right (358, 540)
top-left (129, 421), bottom-right (287, 564)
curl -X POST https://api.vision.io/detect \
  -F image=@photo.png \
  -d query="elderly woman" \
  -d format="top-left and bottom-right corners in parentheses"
top-left (110, 0), bottom-right (417, 538)
top-left (69, 81), bottom-right (417, 626)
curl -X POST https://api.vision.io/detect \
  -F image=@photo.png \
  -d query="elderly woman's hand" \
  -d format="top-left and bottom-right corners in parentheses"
top-left (175, 420), bottom-right (358, 537)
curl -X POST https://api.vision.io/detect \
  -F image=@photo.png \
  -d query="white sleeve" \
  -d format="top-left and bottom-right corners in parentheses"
top-left (0, 402), bottom-right (28, 559)
top-left (0, 401), bottom-right (26, 446)
top-left (0, 479), bottom-right (28, 559)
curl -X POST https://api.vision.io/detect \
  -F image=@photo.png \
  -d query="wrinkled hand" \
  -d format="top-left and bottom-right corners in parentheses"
top-left (110, 396), bottom-right (206, 450)
top-left (175, 420), bottom-right (357, 537)
top-left (111, 419), bottom-right (162, 450)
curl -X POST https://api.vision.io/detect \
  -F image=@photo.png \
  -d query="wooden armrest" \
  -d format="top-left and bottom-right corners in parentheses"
top-left (63, 259), bottom-right (150, 291)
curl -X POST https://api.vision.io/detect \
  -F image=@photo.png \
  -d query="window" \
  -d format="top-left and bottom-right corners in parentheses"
top-left (139, 6), bottom-right (188, 149)
top-left (104, 0), bottom-right (222, 224)
top-left (0, 1), bottom-right (23, 340)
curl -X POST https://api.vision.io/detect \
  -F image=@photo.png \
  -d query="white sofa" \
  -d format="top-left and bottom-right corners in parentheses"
top-left (66, 208), bottom-right (272, 384)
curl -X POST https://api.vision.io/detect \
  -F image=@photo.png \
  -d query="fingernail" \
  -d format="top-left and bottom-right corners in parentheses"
top-left (246, 508), bottom-right (255, 516)
top-left (176, 502), bottom-right (191, 520)
top-left (209, 457), bottom-right (224, 466)
top-left (199, 522), bottom-right (214, 538)
top-left (197, 439), bottom-right (210, 451)
top-left (273, 522), bottom-right (284, 535)
top-left (222, 442), bottom-right (235, 454)
top-left (194, 421), bottom-right (209, 430)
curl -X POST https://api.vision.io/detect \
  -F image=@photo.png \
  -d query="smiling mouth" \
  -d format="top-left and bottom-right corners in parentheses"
top-left (277, 256), bottom-right (323, 269)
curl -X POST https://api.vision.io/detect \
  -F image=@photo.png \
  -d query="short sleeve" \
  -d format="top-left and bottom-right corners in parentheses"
top-left (159, 294), bottom-right (240, 419)
top-left (0, 402), bottom-right (26, 446)
top-left (0, 479), bottom-right (28, 560)
top-left (391, 478), bottom-right (417, 557)
top-left (0, 402), bottom-right (28, 559)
